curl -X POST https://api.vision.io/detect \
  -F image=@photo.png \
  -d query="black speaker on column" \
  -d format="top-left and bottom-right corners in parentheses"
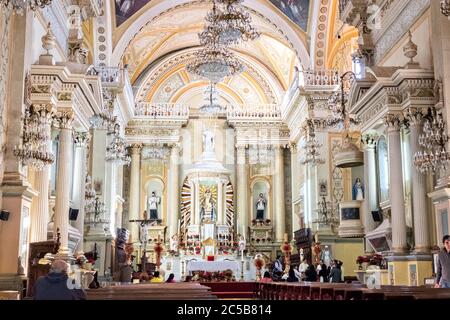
top-left (0, 210), bottom-right (10, 221)
top-left (69, 208), bottom-right (79, 221)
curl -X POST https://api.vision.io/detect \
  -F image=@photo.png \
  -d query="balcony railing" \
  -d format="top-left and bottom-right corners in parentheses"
top-left (134, 102), bottom-right (189, 118)
top-left (226, 104), bottom-right (281, 120)
top-left (97, 67), bottom-right (122, 84)
top-left (301, 69), bottom-right (340, 87)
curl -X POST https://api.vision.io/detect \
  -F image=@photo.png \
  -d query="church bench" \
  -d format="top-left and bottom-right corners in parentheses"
top-left (86, 283), bottom-right (217, 300)
top-left (200, 282), bottom-right (257, 299)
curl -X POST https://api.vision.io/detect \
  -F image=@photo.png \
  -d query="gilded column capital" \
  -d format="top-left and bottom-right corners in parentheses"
top-left (74, 131), bottom-right (90, 148)
top-left (361, 133), bottom-right (378, 149)
top-left (130, 143), bottom-right (143, 155)
top-left (288, 142), bottom-right (297, 153)
top-left (31, 103), bottom-right (56, 119)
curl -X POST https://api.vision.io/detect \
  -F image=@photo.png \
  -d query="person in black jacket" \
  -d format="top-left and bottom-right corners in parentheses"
top-left (305, 264), bottom-right (317, 282)
top-left (286, 266), bottom-right (298, 282)
top-left (34, 260), bottom-right (86, 300)
top-left (318, 262), bottom-right (329, 282)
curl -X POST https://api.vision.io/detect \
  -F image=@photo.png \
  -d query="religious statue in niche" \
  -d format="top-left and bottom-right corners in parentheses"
top-left (170, 234), bottom-right (178, 252)
top-left (352, 178), bottom-right (364, 200)
top-left (320, 245), bottom-right (333, 267)
top-left (256, 193), bottom-right (266, 220)
top-left (148, 191), bottom-right (161, 220)
top-left (200, 186), bottom-right (217, 222)
top-left (203, 127), bottom-right (215, 154)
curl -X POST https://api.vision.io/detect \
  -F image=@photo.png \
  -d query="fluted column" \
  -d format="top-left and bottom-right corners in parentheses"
top-left (290, 143), bottom-right (299, 234)
top-left (407, 109), bottom-right (430, 253)
top-left (362, 133), bottom-right (378, 241)
top-left (72, 132), bottom-right (89, 254)
top-left (274, 146), bottom-right (286, 241)
top-left (54, 112), bottom-right (74, 257)
top-left (30, 105), bottom-right (54, 242)
top-left (129, 144), bottom-right (142, 242)
top-left (236, 146), bottom-right (248, 234)
top-left (167, 144), bottom-right (180, 237)
top-left (385, 115), bottom-right (408, 253)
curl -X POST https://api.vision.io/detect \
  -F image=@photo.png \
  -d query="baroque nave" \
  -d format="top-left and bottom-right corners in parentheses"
top-left (0, 0), bottom-right (450, 300)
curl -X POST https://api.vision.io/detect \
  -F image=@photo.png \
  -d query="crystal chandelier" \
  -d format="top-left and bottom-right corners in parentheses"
top-left (248, 144), bottom-right (274, 165)
top-left (441, 0), bottom-right (450, 17)
top-left (313, 197), bottom-right (339, 226)
top-left (142, 141), bottom-right (168, 161)
top-left (0, 0), bottom-right (52, 14)
top-left (105, 124), bottom-right (131, 165)
top-left (85, 196), bottom-right (107, 226)
top-left (301, 120), bottom-right (325, 166)
top-left (200, 0), bottom-right (259, 46)
top-left (414, 107), bottom-right (450, 174)
top-left (14, 105), bottom-right (54, 170)
top-left (200, 82), bottom-right (223, 115)
top-left (187, 44), bottom-right (244, 83)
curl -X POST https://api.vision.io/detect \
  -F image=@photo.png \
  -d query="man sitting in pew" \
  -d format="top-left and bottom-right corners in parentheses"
top-left (436, 234), bottom-right (450, 288)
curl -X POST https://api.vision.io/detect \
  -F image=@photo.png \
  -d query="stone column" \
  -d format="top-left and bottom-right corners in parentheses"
top-left (30, 105), bottom-right (54, 243)
top-left (290, 143), bottom-right (299, 234)
top-left (407, 109), bottom-right (430, 253)
top-left (362, 133), bottom-right (378, 243)
top-left (167, 144), bottom-right (180, 238)
top-left (236, 146), bottom-right (248, 234)
top-left (217, 178), bottom-right (224, 225)
top-left (385, 115), bottom-right (408, 253)
top-left (194, 180), bottom-right (200, 225)
top-left (274, 146), bottom-right (286, 241)
top-left (54, 112), bottom-right (74, 257)
top-left (72, 132), bottom-right (89, 253)
top-left (128, 144), bottom-right (142, 242)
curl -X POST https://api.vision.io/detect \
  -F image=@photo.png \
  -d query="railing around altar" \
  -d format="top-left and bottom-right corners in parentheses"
top-left (134, 103), bottom-right (190, 118)
top-left (226, 104), bottom-right (281, 120)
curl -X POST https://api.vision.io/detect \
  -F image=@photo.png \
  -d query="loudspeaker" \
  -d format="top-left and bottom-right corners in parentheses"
top-left (69, 208), bottom-right (79, 221)
top-left (0, 210), bottom-right (10, 221)
top-left (372, 210), bottom-right (383, 222)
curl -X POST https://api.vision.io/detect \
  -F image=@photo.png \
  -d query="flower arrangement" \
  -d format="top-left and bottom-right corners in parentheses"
top-left (192, 270), bottom-right (234, 282)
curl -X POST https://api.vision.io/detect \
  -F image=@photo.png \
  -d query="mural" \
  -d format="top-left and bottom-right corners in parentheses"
top-left (269, 0), bottom-right (310, 31)
top-left (115, 0), bottom-right (151, 26)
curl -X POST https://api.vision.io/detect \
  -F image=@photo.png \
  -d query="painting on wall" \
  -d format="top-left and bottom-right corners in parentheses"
top-left (115, 0), bottom-right (151, 27)
top-left (269, 0), bottom-right (310, 31)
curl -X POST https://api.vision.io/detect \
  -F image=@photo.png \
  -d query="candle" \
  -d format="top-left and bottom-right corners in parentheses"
top-left (177, 219), bottom-right (181, 235)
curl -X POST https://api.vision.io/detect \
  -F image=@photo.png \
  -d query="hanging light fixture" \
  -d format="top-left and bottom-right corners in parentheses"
top-left (0, 0), bottom-right (52, 15)
top-left (142, 141), bottom-right (169, 162)
top-left (441, 0), bottom-right (450, 17)
top-left (105, 124), bottom-right (131, 165)
top-left (300, 120), bottom-right (325, 167)
top-left (248, 143), bottom-right (274, 165)
top-left (14, 105), bottom-right (54, 170)
top-left (414, 107), bottom-right (450, 174)
top-left (186, 44), bottom-right (244, 83)
top-left (199, 82), bottom-right (223, 115)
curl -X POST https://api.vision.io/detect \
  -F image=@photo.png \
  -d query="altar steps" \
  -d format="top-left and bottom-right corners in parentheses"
top-left (200, 282), bottom-right (258, 299)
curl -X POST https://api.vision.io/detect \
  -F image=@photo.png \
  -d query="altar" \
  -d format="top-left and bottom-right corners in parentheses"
top-left (187, 260), bottom-right (240, 273)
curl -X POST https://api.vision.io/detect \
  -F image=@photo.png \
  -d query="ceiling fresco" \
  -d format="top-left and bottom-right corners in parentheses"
top-left (269, 0), bottom-right (310, 31)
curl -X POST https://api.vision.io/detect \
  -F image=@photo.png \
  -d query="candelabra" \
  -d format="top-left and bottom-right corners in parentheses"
top-left (141, 141), bottom-right (169, 162)
top-left (199, 82), bottom-right (223, 115)
top-left (0, 0), bottom-right (52, 15)
top-left (313, 197), bottom-right (339, 226)
top-left (414, 107), bottom-right (450, 174)
top-left (248, 144), bottom-right (274, 165)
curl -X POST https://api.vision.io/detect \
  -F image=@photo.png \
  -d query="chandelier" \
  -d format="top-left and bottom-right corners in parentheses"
top-left (105, 124), bottom-right (131, 165)
top-left (85, 196), bottom-right (108, 226)
top-left (441, 0), bottom-right (450, 17)
top-left (313, 197), bottom-right (339, 226)
top-left (200, 0), bottom-right (259, 46)
top-left (414, 107), bottom-right (450, 174)
top-left (248, 144), bottom-right (274, 165)
top-left (0, 0), bottom-right (52, 14)
top-left (200, 82), bottom-right (223, 115)
top-left (142, 141), bottom-right (168, 162)
top-left (187, 44), bottom-right (243, 83)
top-left (14, 105), bottom-right (54, 170)
top-left (301, 120), bottom-right (325, 166)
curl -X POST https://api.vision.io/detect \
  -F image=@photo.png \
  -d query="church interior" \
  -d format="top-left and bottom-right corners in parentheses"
top-left (1, 0), bottom-right (450, 300)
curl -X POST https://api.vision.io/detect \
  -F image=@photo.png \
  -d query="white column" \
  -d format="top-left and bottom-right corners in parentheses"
top-left (72, 132), bottom-right (89, 253)
top-left (217, 178), bottom-right (224, 225)
top-left (54, 112), bottom-right (74, 257)
top-left (167, 144), bottom-right (180, 237)
top-left (129, 144), bottom-right (142, 242)
top-left (194, 180), bottom-right (200, 225)
top-left (189, 179), bottom-right (195, 225)
top-left (362, 134), bottom-right (378, 240)
top-left (408, 109), bottom-right (430, 253)
top-left (30, 105), bottom-right (54, 243)
top-left (236, 146), bottom-right (248, 233)
top-left (385, 115), bottom-right (408, 253)
top-left (274, 146), bottom-right (286, 241)
top-left (290, 144), bottom-right (299, 234)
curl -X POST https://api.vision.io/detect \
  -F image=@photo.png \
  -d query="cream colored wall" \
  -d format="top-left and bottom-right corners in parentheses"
top-left (332, 241), bottom-right (365, 277)
top-left (379, 11), bottom-right (432, 69)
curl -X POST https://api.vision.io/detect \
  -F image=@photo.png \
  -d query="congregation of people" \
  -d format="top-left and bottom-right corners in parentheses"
top-left (263, 256), bottom-right (345, 284)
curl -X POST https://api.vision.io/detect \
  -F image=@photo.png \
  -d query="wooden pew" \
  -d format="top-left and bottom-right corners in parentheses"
top-left (86, 283), bottom-right (217, 300)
